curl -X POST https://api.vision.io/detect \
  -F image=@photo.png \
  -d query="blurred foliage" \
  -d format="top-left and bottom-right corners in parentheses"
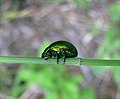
top-left (2, 10), bottom-right (32, 21)
top-left (11, 0), bottom-right (20, 10)
top-left (98, 27), bottom-right (120, 59)
top-left (91, 27), bottom-right (101, 35)
top-left (74, 0), bottom-right (88, 7)
top-left (0, 0), bottom-right (20, 10)
top-left (98, 0), bottom-right (120, 59)
top-left (0, 0), bottom-right (4, 6)
top-left (112, 66), bottom-right (120, 85)
top-left (0, 66), bottom-right (12, 95)
top-left (80, 87), bottom-right (96, 99)
top-left (43, 0), bottom-right (65, 4)
top-left (93, 1), bottom-right (120, 85)
top-left (109, 1), bottom-right (120, 23)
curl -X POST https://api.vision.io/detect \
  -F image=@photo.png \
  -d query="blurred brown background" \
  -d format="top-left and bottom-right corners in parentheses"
top-left (0, 0), bottom-right (111, 57)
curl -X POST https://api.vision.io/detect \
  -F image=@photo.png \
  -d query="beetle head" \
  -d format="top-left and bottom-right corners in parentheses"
top-left (42, 49), bottom-right (57, 59)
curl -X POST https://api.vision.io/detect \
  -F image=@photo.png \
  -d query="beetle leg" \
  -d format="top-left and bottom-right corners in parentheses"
top-left (63, 50), bottom-right (66, 64)
top-left (57, 53), bottom-right (59, 64)
top-left (63, 58), bottom-right (66, 64)
top-left (44, 57), bottom-right (49, 60)
top-left (55, 51), bottom-right (59, 64)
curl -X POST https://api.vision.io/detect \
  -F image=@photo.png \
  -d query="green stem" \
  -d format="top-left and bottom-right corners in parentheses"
top-left (0, 56), bottom-right (120, 66)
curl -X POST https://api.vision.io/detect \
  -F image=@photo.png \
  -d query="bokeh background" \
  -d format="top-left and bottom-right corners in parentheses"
top-left (0, 0), bottom-right (120, 99)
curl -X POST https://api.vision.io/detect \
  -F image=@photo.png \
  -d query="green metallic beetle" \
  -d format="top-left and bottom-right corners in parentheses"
top-left (41, 40), bottom-right (78, 64)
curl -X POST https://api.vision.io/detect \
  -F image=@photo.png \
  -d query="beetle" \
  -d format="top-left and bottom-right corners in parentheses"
top-left (41, 40), bottom-right (78, 64)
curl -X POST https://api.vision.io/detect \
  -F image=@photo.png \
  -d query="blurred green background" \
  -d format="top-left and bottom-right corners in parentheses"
top-left (0, 0), bottom-right (120, 99)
